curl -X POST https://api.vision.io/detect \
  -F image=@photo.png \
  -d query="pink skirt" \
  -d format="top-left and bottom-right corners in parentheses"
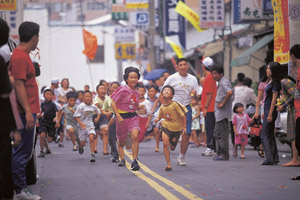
top-left (116, 116), bottom-right (140, 142)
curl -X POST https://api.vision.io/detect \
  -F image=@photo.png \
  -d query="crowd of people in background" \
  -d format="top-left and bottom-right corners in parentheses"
top-left (1, 19), bottom-right (300, 200)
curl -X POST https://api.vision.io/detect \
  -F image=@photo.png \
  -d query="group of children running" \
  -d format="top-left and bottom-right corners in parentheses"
top-left (37, 66), bottom-right (254, 171)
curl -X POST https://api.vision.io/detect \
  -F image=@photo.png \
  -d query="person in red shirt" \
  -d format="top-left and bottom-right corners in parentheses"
top-left (200, 57), bottom-right (217, 156)
top-left (9, 21), bottom-right (41, 200)
top-left (290, 44), bottom-right (300, 180)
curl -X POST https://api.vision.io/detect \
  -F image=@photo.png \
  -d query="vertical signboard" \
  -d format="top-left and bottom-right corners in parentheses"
top-left (272, 0), bottom-right (289, 64)
top-left (199, 0), bottom-right (224, 29)
top-left (164, 0), bottom-right (186, 49)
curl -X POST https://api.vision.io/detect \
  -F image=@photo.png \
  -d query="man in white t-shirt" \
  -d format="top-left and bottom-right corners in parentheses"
top-left (163, 58), bottom-right (198, 166)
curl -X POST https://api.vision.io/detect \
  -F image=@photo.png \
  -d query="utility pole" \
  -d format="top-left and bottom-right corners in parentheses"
top-left (289, 0), bottom-right (300, 78)
top-left (148, 0), bottom-right (156, 69)
top-left (289, 0), bottom-right (300, 47)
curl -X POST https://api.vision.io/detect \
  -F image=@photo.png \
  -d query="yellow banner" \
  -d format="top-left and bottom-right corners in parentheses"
top-left (165, 37), bottom-right (183, 59)
top-left (272, 0), bottom-right (290, 64)
top-left (0, 0), bottom-right (17, 11)
top-left (126, 3), bottom-right (148, 9)
top-left (175, 1), bottom-right (204, 32)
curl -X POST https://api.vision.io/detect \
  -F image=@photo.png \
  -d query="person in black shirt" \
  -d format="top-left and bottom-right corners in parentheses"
top-left (260, 62), bottom-right (282, 165)
top-left (38, 89), bottom-right (58, 158)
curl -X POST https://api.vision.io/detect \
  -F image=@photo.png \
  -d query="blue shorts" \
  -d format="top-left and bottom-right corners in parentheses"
top-left (185, 105), bottom-right (192, 135)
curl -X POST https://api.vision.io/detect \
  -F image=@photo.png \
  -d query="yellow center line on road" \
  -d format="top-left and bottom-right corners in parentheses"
top-left (124, 150), bottom-right (203, 200)
top-left (124, 161), bottom-right (180, 200)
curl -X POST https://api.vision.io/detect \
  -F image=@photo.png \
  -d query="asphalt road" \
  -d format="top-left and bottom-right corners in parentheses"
top-left (29, 137), bottom-right (300, 200)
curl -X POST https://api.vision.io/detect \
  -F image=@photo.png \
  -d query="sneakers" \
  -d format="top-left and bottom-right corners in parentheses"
top-left (37, 151), bottom-right (45, 158)
top-left (111, 157), bottom-right (119, 163)
top-left (130, 159), bottom-right (140, 171)
top-left (177, 156), bottom-right (187, 166)
top-left (90, 153), bottom-right (96, 162)
top-left (15, 188), bottom-right (41, 200)
top-left (126, 134), bottom-right (132, 150)
top-left (44, 149), bottom-right (51, 154)
top-left (73, 145), bottom-right (78, 151)
top-left (79, 147), bottom-right (84, 154)
top-left (58, 142), bottom-right (64, 147)
top-left (118, 159), bottom-right (126, 167)
top-left (202, 148), bottom-right (214, 156)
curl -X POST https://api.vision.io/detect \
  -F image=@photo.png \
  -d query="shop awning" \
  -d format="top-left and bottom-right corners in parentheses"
top-left (231, 34), bottom-right (274, 67)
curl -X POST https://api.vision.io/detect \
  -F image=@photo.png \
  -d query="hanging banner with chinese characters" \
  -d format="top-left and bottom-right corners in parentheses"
top-left (175, 1), bottom-right (205, 32)
top-left (272, 0), bottom-right (289, 64)
top-left (165, 0), bottom-right (186, 49)
top-left (199, 0), bottom-right (225, 29)
top-left (165, 36), bottom-right (183, 59)
top-left (240, 0), bottom-right (273, 21)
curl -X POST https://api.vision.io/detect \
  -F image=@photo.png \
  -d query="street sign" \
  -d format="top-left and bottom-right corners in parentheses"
top-left (129, 11), bottom-right (149, 30)
top-left (112, 4), bottom-right (128, 20)
top-left (114, 27), bottom-right (135, 42)
top-left (0, 0), bottom-right (17, 11)
top-left (126, 0), bottom-right (149, 9)
top-left (199, 0), bottom-right (225, 29)
top-left (115, 43), bottom-right (136, 60)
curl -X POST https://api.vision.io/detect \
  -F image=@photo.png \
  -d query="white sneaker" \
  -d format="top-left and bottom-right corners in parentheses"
top-left (202, 148), bottom-right (213, 156)
top-left (15, 188), bottom-right (41, 200)
top-left (177, 156), bottom-right (187, 166)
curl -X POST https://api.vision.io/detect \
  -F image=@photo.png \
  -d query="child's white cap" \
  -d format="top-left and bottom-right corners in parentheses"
top-left (51, 78), bottom-right (59, 84)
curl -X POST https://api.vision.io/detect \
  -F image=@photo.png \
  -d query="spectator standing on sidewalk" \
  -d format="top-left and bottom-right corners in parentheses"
top-left (211, 65), bottom-right (233, 161)
top-left (9, 21), bottom-right (41, 200)
top-left (200, 57), bottom-right (217, 156)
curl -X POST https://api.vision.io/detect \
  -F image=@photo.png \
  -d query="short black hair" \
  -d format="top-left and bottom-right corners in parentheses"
top-left (148, 84), bottom-right (160, 92)
top-left (161, 85), bottom-right (175, 95)
top-left (233, 103), bottom-right (244, 113)
top-left (19, 21), bottom-right (39, 42)
top-left (242, 77), bottom-right (252, 88)
top-left (0, 18), bottom-right (9, 46)
top-left (136, 84), bottom-right (146, 91)
top-left (84, 90), bottom-right (92, 96)
top-left (290, 44), bottom-right (300, 59)
top-left (66, 91), bottom-right (78, 99)
top-left (211, 64), bottom-right (224, 74)
top-left (123, 66), bottom-right (141, 84)
top-left (77, 90), bottom-right (84, 95)
top-left (110, 81), bottom-right (120, 87)
top-left (176, 58), bottom-right (188, 65)
top-left (237, 73), bottom-right (245, 83)
top-left (99, 79), bottom-right (107, 85)
top-left (44, 88), bottom-right (54, 95)
top-left (96, 84), bottom-right (105, 91)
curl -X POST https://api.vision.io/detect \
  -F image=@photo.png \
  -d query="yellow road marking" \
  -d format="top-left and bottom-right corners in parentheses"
top-left (124, 162), bottom-right (180, 200)
top-left (124, 150), bottom-right (203, 200)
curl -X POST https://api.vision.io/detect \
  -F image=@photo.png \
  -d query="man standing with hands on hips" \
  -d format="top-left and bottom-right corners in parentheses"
top-left (163, 58), bottom-right (198, 166)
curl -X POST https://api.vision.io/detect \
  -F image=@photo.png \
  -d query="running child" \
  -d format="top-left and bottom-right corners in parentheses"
top-left (146, 84), bottom-right (161, 151)
top-left (232, 103), bottom-right (251, 159)
top-left (76, 90), bottom-right (84, 105)
top-left (103, 81), bottom-right (120, 162)
top-left (111, 66), bottom-right (141, 171)
top-left (155, 85), bottom-right (187, 171)
top-left (136, 85), bottom-right (152, 143)
top-left (56, 91), bottom-right (80, 151)
top-left (74, 91), bottom-right (100, 162)
top-left (190, 96), bottom-right (201, 148)
top-left (38, 89), bottom-right (58, 158)
top-left (93, 84), bottom-right (109, 155)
